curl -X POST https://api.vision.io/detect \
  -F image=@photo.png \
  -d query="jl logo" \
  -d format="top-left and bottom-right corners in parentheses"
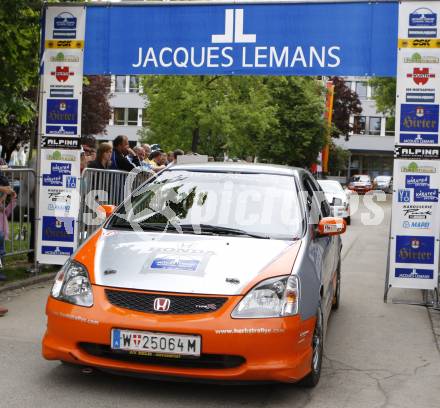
top-left (212, 9), bottom-right (256, 43)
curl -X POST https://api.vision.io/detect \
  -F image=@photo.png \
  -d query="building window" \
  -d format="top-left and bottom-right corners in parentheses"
top-left (129, 76), bottom-right (139, 93)
top-left (115, 76), bottom-right (126, 93)
top-left (369, 117), bottom-right (381, 135)
top-left (353, 116), bottom-right (366, 134)
top-left (112, 108), bottom-right (140, 126)
top-left (113, 108), bottom-right (125, 125)
top-left (127, 108), bottom-right (138, 125)
top-left (355, 81), bottom-right (368, 99)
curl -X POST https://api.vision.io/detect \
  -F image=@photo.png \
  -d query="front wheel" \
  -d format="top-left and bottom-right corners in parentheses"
top-left (299, 307), bottom-right (323, 388)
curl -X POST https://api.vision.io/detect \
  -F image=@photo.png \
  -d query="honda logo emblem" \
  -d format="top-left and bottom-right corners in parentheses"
top-left (153, 297), bottom-right (171, 312)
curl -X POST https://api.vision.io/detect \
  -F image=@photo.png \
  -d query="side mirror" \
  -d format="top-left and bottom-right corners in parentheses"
top-left (97, 204), bottom-right (116, 219)
top-left (318, 217), bottom-right (346, 236)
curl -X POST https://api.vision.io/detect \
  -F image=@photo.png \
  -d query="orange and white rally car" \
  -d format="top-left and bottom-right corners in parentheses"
top-left (43, 163), bottom-right (345, 386)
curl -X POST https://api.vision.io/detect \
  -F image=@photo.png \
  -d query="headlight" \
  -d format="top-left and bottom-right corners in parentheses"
top-left (231, 275), bottom-right (299, 319)
top-left (51, 260), bottom-right (93, 307)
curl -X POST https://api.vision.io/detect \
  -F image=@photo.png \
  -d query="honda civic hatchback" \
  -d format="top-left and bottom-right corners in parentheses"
top-left (43, 163), bottom-right (345, 387)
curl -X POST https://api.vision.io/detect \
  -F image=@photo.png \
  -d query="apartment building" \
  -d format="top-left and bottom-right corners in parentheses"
top-left (97, 75), bottom-right (147, 144)
top-left (333, 76), bottom-right (395, 179)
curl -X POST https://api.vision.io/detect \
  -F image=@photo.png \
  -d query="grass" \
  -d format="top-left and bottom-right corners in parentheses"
top-left (0, 261), bottom-right (59, 286)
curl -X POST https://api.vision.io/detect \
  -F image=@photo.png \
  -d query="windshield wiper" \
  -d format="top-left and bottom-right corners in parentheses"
top-left (178, 224), bottom-right (271, 239)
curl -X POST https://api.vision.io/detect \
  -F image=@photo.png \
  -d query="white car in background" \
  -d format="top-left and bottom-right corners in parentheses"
top-left (373, 176), bottom-right (393, 194)
top-left (318, 180), bottom-right (351, 225)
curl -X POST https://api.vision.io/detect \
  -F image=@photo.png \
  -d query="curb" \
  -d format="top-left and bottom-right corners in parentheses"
top-left (0, 272), bottom-right (56, 295)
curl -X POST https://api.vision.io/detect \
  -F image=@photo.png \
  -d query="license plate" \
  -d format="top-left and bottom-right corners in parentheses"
top-left (111, 329), bottom-right (201, 356)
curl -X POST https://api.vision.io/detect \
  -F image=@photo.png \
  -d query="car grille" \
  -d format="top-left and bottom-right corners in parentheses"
top-left (80, 343), bottom-right (245, 369)
top-left (105, 289), bottom-right (228, 315)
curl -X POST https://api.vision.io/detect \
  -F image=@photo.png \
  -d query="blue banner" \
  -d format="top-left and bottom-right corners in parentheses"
top-left (46, 99), bottom-right (78, 125)
top-left (400, 104), bottom-right (439, 133)
top-left (83, 2), bottom-right (398, 76)
top-left (395, 235), bottom-right (435, 264)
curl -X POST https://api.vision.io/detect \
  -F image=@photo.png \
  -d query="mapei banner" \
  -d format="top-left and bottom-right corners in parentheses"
top-left (37, 6), bottom-right (86, 265)
top-left (390, 159), bottom-right (440, 289)
top-left (83, 2), bottom-right (398, 76)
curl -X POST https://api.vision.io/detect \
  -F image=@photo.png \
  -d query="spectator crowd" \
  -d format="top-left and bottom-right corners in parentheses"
top-left (80, 134), bottom-right (184, 174)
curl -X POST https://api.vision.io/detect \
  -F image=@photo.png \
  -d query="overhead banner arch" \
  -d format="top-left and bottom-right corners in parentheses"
top-left (37, 0), bottom-right (440, 306)
top-left (82, 1), bottom-right (399, 76)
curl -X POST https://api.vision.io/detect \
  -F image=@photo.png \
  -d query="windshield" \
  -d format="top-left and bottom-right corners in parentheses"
top-left (350, 175), bottom-right (370, 183)
top-left (318, 181), bottom-right (344, 194)
top-left (106, 170), bottom-right (303, 240)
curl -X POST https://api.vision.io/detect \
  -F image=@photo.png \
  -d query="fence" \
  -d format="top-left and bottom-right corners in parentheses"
top-left (78, 168), bottom-right (154, 243)
top-left (0, 167), bottom-right (36, 260)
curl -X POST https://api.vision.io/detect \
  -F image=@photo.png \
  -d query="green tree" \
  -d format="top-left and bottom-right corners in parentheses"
top-left (328, 143), bottom-right (350, 175)
top-left (0, 0), bottom-right (40, 126)
top-left (369, 77), bottom-right (396, 115)
top-left (140, 76), bottom-right (275, 158)
top-left (256, 77), bottom-right (326, 167)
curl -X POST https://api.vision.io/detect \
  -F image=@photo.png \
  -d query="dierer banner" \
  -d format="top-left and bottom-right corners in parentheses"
top-left (389, 1), bottom-right (440, 290)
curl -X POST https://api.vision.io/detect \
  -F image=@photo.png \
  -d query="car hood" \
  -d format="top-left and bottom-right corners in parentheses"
top-left (90, 230), bottom-right (300, 295)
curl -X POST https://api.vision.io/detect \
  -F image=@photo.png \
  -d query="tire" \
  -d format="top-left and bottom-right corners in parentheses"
top-left (299, 307), bottom-right (324, 388)
top-left (332, 261), bottom-right (341, 310)
top-left (346, 216), bottom-right (351, 225)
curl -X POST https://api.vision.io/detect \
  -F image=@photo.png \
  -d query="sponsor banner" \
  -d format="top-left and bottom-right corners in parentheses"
top-left (395, 235), bottom-right (435, 264)
top-left (403, 52), bottom-right (439, 64)
top-left (399, 104), bottom-right (439, 133)
top-left (399, 133), bottom-right (439, 145)
top-left (41, 216), bottom-right (75, 242)
top-left (395, 268), bottom-right (434, 279)
top-left (37, 99), bottom-right (83, 268)
top-left (45, 125), bottom-right (78, 136)
top-left (402, 204), bottom-right (433, 220)
top-left (45, 39), bottom-right (84, 49)
top-left (397, 50), bottom-right (440, 106)
top-left (42, 246), bottom-right (74, 256)
top-left (390, 158), bottom-right (440, 289)
top-left (45, 99), bottom-right (78, 125)
top-left (398, 2), bottom-right (439, 39)
top-left (83, 2), bottom-right (398, 76)
top-left (41, 136), bottom-right (80, 149)
top-left (398, 39), bottom-right (440, 48)
top-left (44, 62), bottom-right (82, 100)
top-left (44, 6), bottom-right (85, 43)
top-left (394, 145), bottom-right (440, 160)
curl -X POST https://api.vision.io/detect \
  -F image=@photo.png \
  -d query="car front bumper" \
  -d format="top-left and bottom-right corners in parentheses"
top-left (42, 286), bottom-right (315, 383)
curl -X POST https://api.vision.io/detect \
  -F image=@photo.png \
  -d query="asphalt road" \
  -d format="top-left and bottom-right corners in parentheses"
top-left (1, 195), bottom-right (439, 408)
